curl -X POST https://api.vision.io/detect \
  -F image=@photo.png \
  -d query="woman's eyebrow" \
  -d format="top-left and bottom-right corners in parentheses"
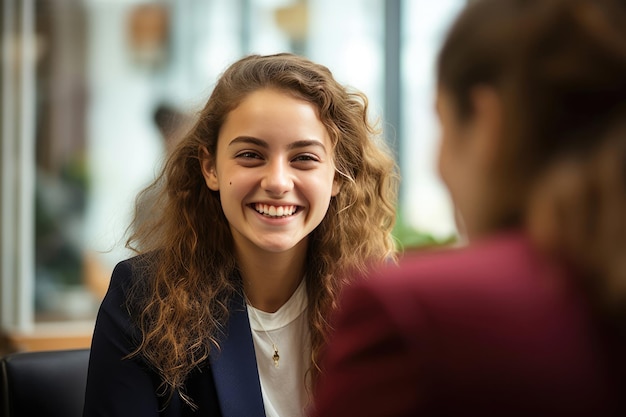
top-left (287, 140), bottom-right (327, 153)
top-left (228, 136), bottom-right (268, 148)
top-left (228, 137), bottom-right (327, 153)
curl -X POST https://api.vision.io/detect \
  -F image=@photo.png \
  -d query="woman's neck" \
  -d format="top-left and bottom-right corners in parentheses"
top-left (237, 241), bottom-right (307, 313)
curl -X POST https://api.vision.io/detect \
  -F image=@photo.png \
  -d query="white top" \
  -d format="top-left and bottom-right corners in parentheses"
top-left (247, 279), bottom-right (311, 417)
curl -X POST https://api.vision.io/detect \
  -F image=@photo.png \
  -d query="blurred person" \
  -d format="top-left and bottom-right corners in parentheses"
top-left (84, 104), bottom-right (193, 301)
top-left (131, 102), bottom-right (194, 252)
top-left (153, 103), bottom-right (194, 154)
top-left (82, 53), bottom-right (398, 417)
top-left (311, 0), bottom-right (626, 416)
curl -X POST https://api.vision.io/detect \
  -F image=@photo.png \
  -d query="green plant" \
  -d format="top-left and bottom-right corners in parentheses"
top-left (392, 210), bottom-right (457, 251)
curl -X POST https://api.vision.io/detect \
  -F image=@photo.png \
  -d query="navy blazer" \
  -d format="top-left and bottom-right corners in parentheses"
top-left (83, 258), bottom-right (266, 417)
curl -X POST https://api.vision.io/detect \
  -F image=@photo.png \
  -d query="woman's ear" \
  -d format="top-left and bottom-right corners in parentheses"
top-left (469, 86), bottom-right (503, 170)
top-left (199, 146), bottom-right (220, 191)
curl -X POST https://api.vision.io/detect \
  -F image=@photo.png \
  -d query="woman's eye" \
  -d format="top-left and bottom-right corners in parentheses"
top-left (236, 151), bottom-right (262, 159)
top-left (293, 154), bottom-right (319, 163)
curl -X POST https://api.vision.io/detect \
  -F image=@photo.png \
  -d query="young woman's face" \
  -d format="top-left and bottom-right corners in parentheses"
top-left (202, 88), bottom-right (340, 255)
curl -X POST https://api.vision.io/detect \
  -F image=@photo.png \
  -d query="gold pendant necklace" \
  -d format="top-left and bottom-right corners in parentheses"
top-left (272, 344), bottom-right (280, 368)
top-left (247, 298), bottom-right (280, 368)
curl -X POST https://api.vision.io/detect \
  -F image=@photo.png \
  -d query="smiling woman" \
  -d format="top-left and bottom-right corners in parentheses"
top-left (82, 53), bottom-right (398, 417)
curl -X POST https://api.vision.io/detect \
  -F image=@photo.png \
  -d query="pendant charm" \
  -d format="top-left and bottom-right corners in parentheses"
top-left (272, 344), bottom-right (280, 368)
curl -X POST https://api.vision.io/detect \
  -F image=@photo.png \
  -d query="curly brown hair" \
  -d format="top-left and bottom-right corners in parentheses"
top-left (125, 53), bottom-right (398, 404)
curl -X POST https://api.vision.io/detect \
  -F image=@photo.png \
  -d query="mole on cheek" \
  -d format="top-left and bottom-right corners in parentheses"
top-left (229, 181), bottom-right (232, 186)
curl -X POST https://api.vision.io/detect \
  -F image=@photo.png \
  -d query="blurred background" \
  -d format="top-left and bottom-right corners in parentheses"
top-left (1, 0), bottom-right (465, 353)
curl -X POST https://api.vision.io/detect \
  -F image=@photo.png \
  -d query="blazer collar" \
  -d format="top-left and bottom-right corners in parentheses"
top-left (209, 291), bottom-right (266, 417)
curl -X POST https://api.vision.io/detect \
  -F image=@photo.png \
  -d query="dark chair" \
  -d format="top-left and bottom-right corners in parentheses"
top-left (0, 348), bottom-right (90, 417)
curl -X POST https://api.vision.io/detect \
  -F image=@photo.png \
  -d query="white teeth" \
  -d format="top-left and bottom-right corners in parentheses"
top-left (254, 204), bottom-right (296, 217)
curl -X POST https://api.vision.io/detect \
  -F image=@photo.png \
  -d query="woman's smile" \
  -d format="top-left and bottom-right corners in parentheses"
top-left (252, 203), bottom-right (300, 218)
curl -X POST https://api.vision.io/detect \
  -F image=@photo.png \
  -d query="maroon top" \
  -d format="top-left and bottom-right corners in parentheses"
top-left (311, 231), bottom-right (624, 417)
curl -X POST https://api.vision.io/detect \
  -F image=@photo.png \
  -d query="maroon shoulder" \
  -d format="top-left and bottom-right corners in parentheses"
top-left (358, 231), bottom-right (548, 301)
top-left (330, 231), bottom-right (617, 416)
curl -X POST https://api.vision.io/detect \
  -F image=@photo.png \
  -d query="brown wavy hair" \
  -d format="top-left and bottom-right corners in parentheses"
top-left (437, 0), bottom-right (626, 319)
top-left (125, 53), bottom-right (398, 404)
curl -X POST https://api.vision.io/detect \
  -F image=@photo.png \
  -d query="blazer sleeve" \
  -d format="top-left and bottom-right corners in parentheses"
top-left (310, 279), bottom-right (426, 417)
top-left (83, 259), bottom-right (163, 417)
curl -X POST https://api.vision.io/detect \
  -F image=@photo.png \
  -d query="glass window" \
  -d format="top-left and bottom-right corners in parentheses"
top-left (1, 0), bottom-right (464, 348)
top-left (401, 0), bottom-right (465, 240)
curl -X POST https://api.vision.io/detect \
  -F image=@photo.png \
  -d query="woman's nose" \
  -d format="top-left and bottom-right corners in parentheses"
top-left (261, 160), bottom-right (293, 195)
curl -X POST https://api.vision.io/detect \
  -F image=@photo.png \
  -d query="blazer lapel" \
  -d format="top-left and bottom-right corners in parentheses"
top-left (209, 292), bottom-right (266, 417)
